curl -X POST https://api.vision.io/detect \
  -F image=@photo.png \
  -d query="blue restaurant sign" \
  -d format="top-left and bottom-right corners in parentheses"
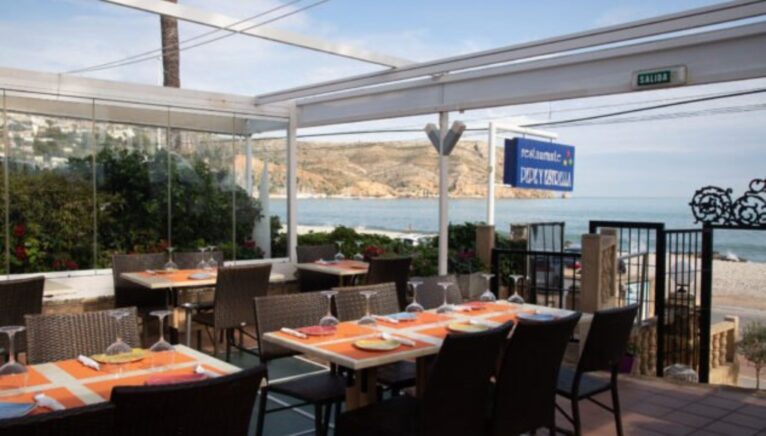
top-left (503, 138), bottom-right (575, 192)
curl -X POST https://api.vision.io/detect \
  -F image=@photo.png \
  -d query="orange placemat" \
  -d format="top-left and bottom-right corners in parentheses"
top-left (313, 260), bottom-right (368, 272)
top-left (138, 269), bottom-right (215, 284)
top-left (0, 387), bottom-right (85, 415)
top-left (417, 326), bottom-right (451, 340)
top-left (272, 322), bottom-right (376, 345)
top-left (458, 302), bottom-right (514, 314)
top-left (380, 312), bottom-right (451, 330)
top-left (85, 364), bottom-right (224, 400)
top-left (55, 351), bottom-right (194, 380)
top-left (487, 308), bottom-right (536, 324)
top-left (318, 338), bottom-right (433, 361)
top-left (0, 367), bottom-right (50, 391)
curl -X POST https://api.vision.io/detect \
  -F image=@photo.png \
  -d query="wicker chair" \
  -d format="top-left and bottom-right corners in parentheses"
top-left (253, 292), bottom-right (345, 436)
top-left (410, 274), bottom-right (463, 310)
top-left (333, 282), bottom-right (415, 395)
top-left (111, 365), bottom-right (266, 436)
top-left (332, 282), bottom-right (400, 321)
top-left (0, 402), bottom-right (114, 436)
top-left (0, 276), bottom-right (44, 358)
top-left (192, 263), bottom-right (272, 361)
top-left (24, 307), bottom-right (141, 364)
top-left (489, 312), bottom-right (581, 435)
top-left (556, 304), bottom-right (639, 436)
top-left (173, 251), bottom-right (224, 269)
top-left (365, 256), bottom-right (412, 309)
top-left (337, 322), bottom-right (514, 436)
top-left (111, 253), bottom-right (168, 342)
top-left (297, 244), bottom-right (340, 293)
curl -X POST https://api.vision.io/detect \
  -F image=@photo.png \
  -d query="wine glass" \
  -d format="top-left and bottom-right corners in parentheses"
top-left (149, 310), bottom-right (175, 368)
top-left (405, 281), bottom-right (424, 313)
top-left (353, 240), bottom-right (364, 261)
top-left (319, 291), bottom-right (340, 327)
top-left (334, 241), bottom-right (345, 261)
top-left (0, 326), bottom-right (28, 394)
top-left (196, 246), bottom-right (208, 270)
top-left (105, 310), bottom-right (132, 356)
top-left (358, 290), bottom-right (377, 326)
top-left (164, 246), bottom-right (178, 271)
top-left (479, 273), bottom-right (497, 302)
top-left (436, 282), bottom-right (454, 314)
top-left (508, 274), bottom-right (526, 305)
top-left (206, 246), bottom-right (218, 270)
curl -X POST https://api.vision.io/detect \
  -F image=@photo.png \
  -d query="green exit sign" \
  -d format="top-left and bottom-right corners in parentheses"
top-left (632, 66), bottom-right (687, 90)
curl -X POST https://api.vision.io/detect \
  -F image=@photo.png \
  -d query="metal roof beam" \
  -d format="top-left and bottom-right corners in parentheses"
top-left (102, 0), bottom-right (411, 68)
top-left (296, 22), bottom-right (766, 126)
top-left (257, 0), bottom-right (766, 103)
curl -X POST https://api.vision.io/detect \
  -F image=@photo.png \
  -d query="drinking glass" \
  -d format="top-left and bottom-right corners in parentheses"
top-left (353, 240), bottom-right (364, 261)
top-left (149, 310), bottom-right (175, 369)
top-left (105, 310), bottom-right (132, 356)
top-left (319, 291), bottom-right (340, 327)
top-left (436, 282), bottom-right (453, 314)
top-left (334, 241), bottom-right (345, 261)
top-left (0, 326), bottom-right (28, 394)
top-left (164, 246), bottom-right (178, 271)
top-left (508, 274), bottom-right (526, 305)
top-left (206, 246), bottom-right (218, 270)
top-left (479, 273), bottom-right (497, 302)
top-left (358, 290), bottom-right (377, 326)
top-left (196, 246), bottom-right (208, 270)
top-left (405, 281), bottom-right (424, 313)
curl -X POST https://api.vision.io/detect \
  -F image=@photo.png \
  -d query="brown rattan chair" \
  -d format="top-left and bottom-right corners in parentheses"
top-left (0, 402), bottom-right (114, 436)
top-left (297, 244), bottom-right (341, 293)
top-left (111, 365), bottom-right (266, 436)
top-left (173, 251), bottom-right (224, 269)
top-left (556, 304), bottom-right (639, 436)
top-left (24, 307), bottom-right (141, 364)
top-left (253, 292), bottom-right (345, 436)
top-left (192, 263), bottom-right (272, 361)
top-left (336, 322), bottom-right (514, 436)
top-left (365, 256), bottom-right (412, 309)
top-left (489, 312), bottom-right (581, 435)
top-left (111, 253), bottom-right (168, 342)
top-left (0, 276), bottom-right (44, 359)
top-left (410, 274), bottom-right (463, 309)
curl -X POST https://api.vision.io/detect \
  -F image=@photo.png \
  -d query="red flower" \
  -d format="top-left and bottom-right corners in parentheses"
top-left (13, 224), bottom-right (25, 238)
top-left (363, 246), bottom-right (384, 259)
top-left (65, 260), bottom-right (78, 270)
top-left (242, 240), bottom-right (256, 249)
top-left (52, 259), bottom-right (62, 269)
top-left (14, 245), bottom-right (27, 261)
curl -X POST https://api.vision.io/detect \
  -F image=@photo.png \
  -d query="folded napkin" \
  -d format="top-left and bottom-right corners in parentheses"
top-left (372, 315), bottom-right (399, 324)
top-left (195, 364), bottom-right (220, 378)
top-left (452, 305), bottom-right (472, 312)
top-left (78, 354), bottom-right (100, 371)
top-left (381, 333), bottom-right (415, 347)
top-left (34, 394), bottom-right (65, 411)
top-left (145, 373), bottom-right (206, 386)
top-left (280, 327), bottom-right (308, 339)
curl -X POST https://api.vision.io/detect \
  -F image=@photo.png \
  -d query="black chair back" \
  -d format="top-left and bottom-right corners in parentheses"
top-left (173, 251), bottom-right (224, 270)
top-left (213, 263), bottom-right (272, 330)
top-left (296, 244), bottom-right (336, 263)
top-left (0, 402), bottom-right (114, 436)
top-left (420, 322), bottom-right (513, 436)
top-left (112, 365), bottom-right (266, 436)
top-left (0, 276), bottom-right (44, 354)
top-left (366, 256), bottom-right (412, 308)
top-left (253, 292), bottom-right (327, 362)
top-left (333, 283), bottom-right (400, 321)
top-left (490, 313), bottom-right (581, 435)
top-left (578, 304), bottom-right (639, 374)
top-left (111, 253), bottom-right (167, 310)
top-left (411, 274), bottom-right (462, 309)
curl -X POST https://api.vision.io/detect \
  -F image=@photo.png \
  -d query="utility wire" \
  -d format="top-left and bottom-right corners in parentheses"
top-left (67, 0), bottom-right (329, 74)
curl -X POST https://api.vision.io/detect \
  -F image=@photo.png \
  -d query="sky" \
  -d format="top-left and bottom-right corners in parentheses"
top-left (1, 0), bottom-right (765, 197)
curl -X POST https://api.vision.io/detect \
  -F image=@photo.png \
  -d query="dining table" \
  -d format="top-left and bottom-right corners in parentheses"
top-left (263, 301), bottom-right (592, 410)
top-left (295, 260), bottom-right (369, 287)
top-left (121, 268), bottom-right (287, 345)
top-left (0, 345), bottom-right (239, 419)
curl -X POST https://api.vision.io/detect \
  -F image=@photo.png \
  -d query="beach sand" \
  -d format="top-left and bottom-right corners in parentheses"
top-left (713, 259), bottom-right (766, 311)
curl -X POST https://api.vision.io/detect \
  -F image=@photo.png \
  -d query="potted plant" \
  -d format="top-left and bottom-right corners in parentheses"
top-left (620, 341), bottom-right (641, 374)
top-left (738, 321), bottom-right (766, 390)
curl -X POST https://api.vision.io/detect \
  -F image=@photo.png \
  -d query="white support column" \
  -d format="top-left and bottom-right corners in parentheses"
top-left (245, 138), bottom-right (253, 197)
top-left (438, 112), bottom-right (449, 275)
top-left (287, 106), bottom-right (298, 263)
top-left (487, 122), bottom-right (497, 226)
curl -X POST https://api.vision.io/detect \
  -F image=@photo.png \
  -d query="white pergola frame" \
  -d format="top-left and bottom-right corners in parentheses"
top-left (1, 0), bottom-right (765, 271)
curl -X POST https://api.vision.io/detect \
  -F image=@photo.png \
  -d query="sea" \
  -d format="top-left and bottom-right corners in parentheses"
top-left (271, 197), bottom-right (766, 263)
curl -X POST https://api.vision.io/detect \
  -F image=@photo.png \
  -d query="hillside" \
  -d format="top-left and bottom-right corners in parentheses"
top-left (239, 139), bottom-right (553, 199)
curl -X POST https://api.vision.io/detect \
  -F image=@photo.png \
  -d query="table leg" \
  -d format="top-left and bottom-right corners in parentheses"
top-left (346, 368), bottom-right (378, 411)
top-left (416, 356), bottom-right (429, 399)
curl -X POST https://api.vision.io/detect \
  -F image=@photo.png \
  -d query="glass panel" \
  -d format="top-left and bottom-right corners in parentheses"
top-left (0, 91), bottom-right (7, 275)
top-left (6, 99), bottom-right (94, 273)
top-left (94, 118), bottom-right (168, 267)
top-left (251, 133), bottom-right (287, 259)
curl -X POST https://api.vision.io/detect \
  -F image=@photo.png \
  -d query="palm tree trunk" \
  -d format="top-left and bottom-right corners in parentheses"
top-left (160, 0), bottom-right (180, 88)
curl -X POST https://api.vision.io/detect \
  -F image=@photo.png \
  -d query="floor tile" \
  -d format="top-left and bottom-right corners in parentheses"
top-left (722, 412), bottom-right (766, 431)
